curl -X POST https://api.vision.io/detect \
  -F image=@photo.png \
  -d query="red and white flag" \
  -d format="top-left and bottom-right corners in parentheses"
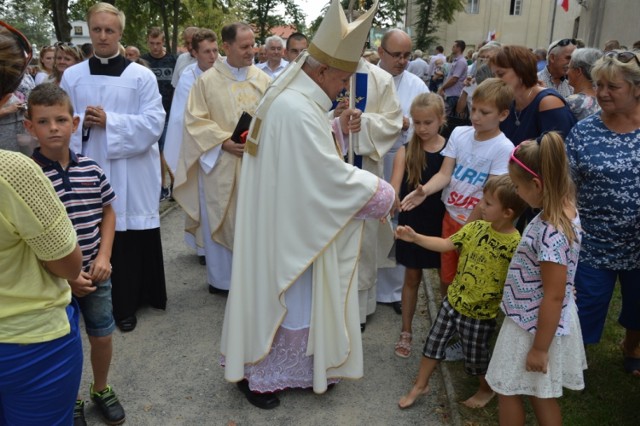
top-left (558, 0), bottom-right (569, 12)
top-left (486, 30), bottom-right (496, 42)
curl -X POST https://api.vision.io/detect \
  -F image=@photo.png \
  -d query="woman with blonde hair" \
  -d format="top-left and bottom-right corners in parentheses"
top-left (51, 42), bottom-right (84, 84)
top-left (35, 44), bottom-right (56, 84)
top-left (565, 50), bottom-right (640, 377)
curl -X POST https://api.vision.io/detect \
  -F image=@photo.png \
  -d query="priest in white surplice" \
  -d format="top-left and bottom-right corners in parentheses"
top-left (164, 29), bottom-right (219, 175)
top-left (61, 2), bottom-right (166, 332)
top-left (332, 57), bottom-right (402, 330)
top-left (221, 0), bottom-right (394, 410)
top-left (172, 23), bottom-right (270, 294)
top-left (375, 29), bottom-right (430, 311)
top-left (163, 29), bottom-right (218, 262)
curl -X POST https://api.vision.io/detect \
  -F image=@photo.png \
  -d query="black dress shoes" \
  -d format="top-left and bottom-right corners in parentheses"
top-left (237, 380), bottom-right (280, 410)
top-left (208, 285), bottom-right (229, 295)
top-left (116, 315), bottom-right (137, 332)
top-left (391, 301), bottom-right (402, 315)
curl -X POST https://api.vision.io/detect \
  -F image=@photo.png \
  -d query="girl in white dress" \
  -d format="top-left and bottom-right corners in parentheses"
top-left (486, 131), bottom-right (587, 425)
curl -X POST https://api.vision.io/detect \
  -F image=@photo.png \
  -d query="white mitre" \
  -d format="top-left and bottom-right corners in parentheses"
top-left (246, 0), bottom-right (378, 155)
top-left (307, 0), bottom-right (378, 73)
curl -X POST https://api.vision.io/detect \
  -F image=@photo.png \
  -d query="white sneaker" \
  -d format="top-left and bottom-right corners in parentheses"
top-left (444, 340), bottom-right (464, 361)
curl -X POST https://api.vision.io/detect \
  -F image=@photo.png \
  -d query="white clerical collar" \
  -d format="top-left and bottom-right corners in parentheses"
top-left (94, 52), bottom-right (121, 64)
top-left (224, 59), bottom-right (249, 81)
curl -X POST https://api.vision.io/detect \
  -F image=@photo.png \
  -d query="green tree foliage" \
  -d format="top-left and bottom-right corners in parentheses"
top-left (237, 0), bottom-right (306, 44)
top-left (309, 0), bottom-right (405, 39)
top-left (0, 0), bottom-right (54, 50)
top-left (345, 0), bottom-right (405, 27)
top-left (413, 0), bottom-right (464, 51)
top-left (181, 0), bottom-right (241, 41)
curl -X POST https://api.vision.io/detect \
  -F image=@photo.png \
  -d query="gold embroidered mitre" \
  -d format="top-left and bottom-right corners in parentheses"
top-left (308, 0), bottom-right (378, 73)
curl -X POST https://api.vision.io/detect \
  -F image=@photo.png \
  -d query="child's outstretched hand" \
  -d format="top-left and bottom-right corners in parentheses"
top-left (395, 225), bottom-right (417, 243)
top-left (389, 194), bottom-right (401, 217)
top-left (401, 185), bottom-right (427, 211)
top-left (526, 347), bottom-right (549, 374)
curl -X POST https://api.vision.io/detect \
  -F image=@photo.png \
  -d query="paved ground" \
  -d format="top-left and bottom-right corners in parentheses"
top-left (77, 203), bottom-right (460, 425)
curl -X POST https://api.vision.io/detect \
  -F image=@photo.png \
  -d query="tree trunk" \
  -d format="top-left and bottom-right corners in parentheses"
top-left (172, 0), bottom-right (180, 53)
top-left (51, 0), bottom-right (71, 42)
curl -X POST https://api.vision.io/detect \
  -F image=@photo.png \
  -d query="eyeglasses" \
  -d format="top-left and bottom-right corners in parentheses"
top-left (381, 46), bottom-right (411, 61)
top-left (510, 145), bottom-right (540, 180)
top-left (604, 50), bottom-right (640, 67)
top-left (0, 20), bottom-right (32, 94)
top-left (549, 38), bottom-right (576, 52)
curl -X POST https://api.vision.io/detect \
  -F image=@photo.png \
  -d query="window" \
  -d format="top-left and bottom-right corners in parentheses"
top-left (466, 0), bottom-right (479, 14)
top-left (74, 26), bottom-right (83, 36)
top-left (509, 0), bottom-right (523, 16)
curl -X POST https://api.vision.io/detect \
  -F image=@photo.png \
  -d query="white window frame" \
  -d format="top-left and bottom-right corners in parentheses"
top-left (466, 0), bottom-right (479, 14)
top-left (510, 0), bottom-right (523, 16)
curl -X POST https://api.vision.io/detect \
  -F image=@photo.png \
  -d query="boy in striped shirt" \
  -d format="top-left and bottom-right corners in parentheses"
top-left (27, 83), bottom-right (125, 426)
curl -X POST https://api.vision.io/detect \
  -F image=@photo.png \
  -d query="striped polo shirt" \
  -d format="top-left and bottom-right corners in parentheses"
top-left (32, 149), bottom-right (116, 270)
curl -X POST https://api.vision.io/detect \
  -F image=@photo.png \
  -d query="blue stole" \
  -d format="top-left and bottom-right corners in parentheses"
top-left (332, 72), bottom-right (368, 168)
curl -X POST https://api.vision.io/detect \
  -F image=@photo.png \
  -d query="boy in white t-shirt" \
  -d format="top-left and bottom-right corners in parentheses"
top-left (401, 78), bottom-right (514, 294)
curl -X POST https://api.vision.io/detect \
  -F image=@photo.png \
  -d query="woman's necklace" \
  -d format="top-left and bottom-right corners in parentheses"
top-left (514, 87), bottom-right (534, 126)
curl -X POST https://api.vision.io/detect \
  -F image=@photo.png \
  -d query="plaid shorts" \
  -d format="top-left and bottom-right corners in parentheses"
top-left (422, 298), bottom-right (496, 375)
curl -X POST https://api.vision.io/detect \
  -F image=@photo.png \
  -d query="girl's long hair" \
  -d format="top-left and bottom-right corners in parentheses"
top-left (405, 93), bottom-right (445, 188)
top-left (509, 131), bottom-right (577, 243)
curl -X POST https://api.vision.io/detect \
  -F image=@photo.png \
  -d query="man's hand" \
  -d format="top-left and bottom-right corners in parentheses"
top-left (221, 139), bottom-right (245, 158)
top-left (68, 271), bottom-right (97, 297)
top-left (402, 116), bottom-right (410, 131)
top-left (339, 108), bottom-right (362, 134)
top-left (389, 194), bottom-right (401, 217)
top-left (333, 99), bottom-right (348, 118)
top-left (84, 106), bottom-right (106, 128)
top-left (400, 185), bottom-right (427, 211)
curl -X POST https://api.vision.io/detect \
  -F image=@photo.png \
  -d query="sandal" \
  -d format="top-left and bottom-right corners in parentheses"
top-left (395, 332), bottom-right (412, 358)
top-left (623, 357), bottom-right (640, 376)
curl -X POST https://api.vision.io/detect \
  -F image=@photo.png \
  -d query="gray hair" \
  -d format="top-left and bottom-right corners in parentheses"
top-left (305, 54), bottom-right (322, 70)
top-left (478, 41), bottom-right (502, 56)
top-left (570, 48), bottom-right (604, 81)
top-left (475, 63), bottom-right (494, 84)
top-left (265, 35), bottom-right (285, 49)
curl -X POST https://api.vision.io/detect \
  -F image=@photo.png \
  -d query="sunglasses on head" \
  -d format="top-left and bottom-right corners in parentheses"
top-left (550, 38), bottom-right (576, 51)
top-left (0, 20), bottom-right (33, 93)
top-left (55, 41), bottom-right (76, 47)
top-left (604, 50), bottom-right (640, 67)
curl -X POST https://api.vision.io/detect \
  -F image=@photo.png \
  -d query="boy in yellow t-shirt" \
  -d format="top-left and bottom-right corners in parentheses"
top-left (395, 175), bottom-right (527, 410)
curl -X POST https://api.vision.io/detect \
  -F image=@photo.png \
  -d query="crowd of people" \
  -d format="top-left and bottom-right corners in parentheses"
top-left (1, 0), bottom-right (639, 424)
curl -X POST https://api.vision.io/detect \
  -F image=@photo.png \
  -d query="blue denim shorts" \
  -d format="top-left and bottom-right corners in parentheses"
top-left (76, 277), bottom-right (116, 337)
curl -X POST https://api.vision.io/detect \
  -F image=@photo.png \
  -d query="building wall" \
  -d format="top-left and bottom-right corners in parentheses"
top-left (406, 0), bottom-right (640, 53)
top-left (576, 0), bottom-right (639, 49)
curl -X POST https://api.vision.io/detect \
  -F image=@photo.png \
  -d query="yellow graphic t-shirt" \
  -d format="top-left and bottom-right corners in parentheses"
top-left (447, 220), bottom-right (520, 319)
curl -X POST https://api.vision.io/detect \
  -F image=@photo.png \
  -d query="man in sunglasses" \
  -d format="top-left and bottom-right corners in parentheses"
top-left (538, 38), bottom-right (576, 99)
